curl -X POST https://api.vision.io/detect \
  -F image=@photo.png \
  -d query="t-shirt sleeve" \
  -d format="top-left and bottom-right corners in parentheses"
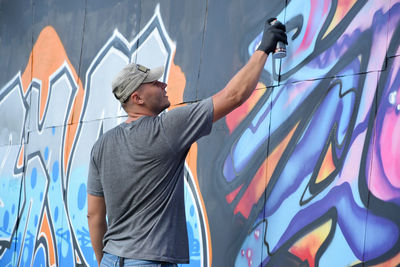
top-left (161, 97), bottom-right (214, 153)
top-left (87, 144), bottom-right (104, 196)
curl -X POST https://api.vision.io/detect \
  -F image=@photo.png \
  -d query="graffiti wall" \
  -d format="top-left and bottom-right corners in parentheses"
top-left (0, 0), bottom-right (399, 266)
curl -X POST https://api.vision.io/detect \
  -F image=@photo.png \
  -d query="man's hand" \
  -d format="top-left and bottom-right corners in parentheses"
top-left (257, 18), bottom-right (288, 55)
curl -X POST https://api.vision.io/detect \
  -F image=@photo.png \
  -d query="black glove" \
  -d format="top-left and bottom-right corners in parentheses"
top-left (257, 18), bottom-right (288, 55)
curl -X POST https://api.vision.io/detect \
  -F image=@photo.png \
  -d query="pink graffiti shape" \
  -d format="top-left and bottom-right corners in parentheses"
top-left (380, 108), bottom-right (400, 188)
top-left (297, 0), bottom-right (330, 54)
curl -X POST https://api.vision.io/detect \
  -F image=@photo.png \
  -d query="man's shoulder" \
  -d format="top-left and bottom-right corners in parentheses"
top-left (92, 124), bottom-right (122, 149)
top-left (162, 98), bottom-right (213, 116)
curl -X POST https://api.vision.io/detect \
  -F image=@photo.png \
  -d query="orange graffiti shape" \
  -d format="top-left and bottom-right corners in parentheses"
top-left (370, 251), bottom-right (400, 267)
top-left (234, 123), bottom-right (299, 219)
top-left (323, 0), bottom-right (357, 39)
top-left (38, 209), bottom-right (57, 267)
top-left (167, 51), bottom-right (186, 107)
top-left (315, 144), bottom-right (335, 184)
top-left (226, 185), bottom-right (243, 204)
top-left (21, 26), bottom-right (85, 174)
top-left (289, 219), bottom-right (332, 267)
top-left (225, 83), bottom-right (266, 134)
top-left (17, 144), bottom-right (24, 168)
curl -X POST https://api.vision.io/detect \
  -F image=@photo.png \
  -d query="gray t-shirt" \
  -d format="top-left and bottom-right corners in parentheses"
top-left (87, 98), bottom-right (213, 263)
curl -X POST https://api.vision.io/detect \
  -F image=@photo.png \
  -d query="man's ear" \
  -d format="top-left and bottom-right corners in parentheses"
top-left (131, 92), bottom-right (144, 104)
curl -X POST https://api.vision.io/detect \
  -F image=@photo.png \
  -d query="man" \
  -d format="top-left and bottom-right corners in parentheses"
top-left (87, 18), bottom-right (287, 267)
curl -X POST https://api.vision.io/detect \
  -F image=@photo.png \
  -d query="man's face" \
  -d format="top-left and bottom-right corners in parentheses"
top-left (138, 80), bottom-right (170, 114)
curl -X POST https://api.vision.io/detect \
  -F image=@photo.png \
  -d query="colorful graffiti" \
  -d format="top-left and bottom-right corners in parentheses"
top-left (223, 1), bottom-right (400, 266)
top-left (1, 0), bottom-right (400, 267)
top-left (0, 6), bottom-right (208, 267)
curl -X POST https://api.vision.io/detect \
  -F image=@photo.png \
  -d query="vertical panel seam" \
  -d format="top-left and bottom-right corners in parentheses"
top-left (194, 0), bottom-right (208, 102)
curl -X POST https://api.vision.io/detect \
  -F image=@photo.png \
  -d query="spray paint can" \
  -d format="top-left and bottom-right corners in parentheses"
top-left (270, 19), bottom-right (287, 59)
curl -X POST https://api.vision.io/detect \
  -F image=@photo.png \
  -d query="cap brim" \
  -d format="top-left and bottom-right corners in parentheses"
top-left (143, 66), bottom-right (164, 83)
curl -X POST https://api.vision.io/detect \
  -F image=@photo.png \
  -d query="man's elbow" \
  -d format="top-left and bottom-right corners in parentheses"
top-left (87, 213), bottom-right (96, 225)
top-left (87, 212), bottom-right (103, 220)
top-left (87, 211), bottom-right (106, 225)
top-left (87, 194), bottom-right (106, 222)
top-left (229, 91), bottom-right (248, 110)
top-left (87, 213), bottom-right (94, 220)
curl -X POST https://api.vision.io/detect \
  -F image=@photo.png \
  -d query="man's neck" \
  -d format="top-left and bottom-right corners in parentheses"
top-left (125, 110), bottom-right (158, 123)
top-left (125, 114), bottom-right (145, 123)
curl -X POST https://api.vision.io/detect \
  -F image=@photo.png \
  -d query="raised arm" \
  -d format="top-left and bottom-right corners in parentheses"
top-left (212, 18), bottom-right (287, 122)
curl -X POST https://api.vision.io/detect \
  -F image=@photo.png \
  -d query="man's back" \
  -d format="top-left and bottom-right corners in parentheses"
top-left (87, 99), bottom-right (213, 263)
